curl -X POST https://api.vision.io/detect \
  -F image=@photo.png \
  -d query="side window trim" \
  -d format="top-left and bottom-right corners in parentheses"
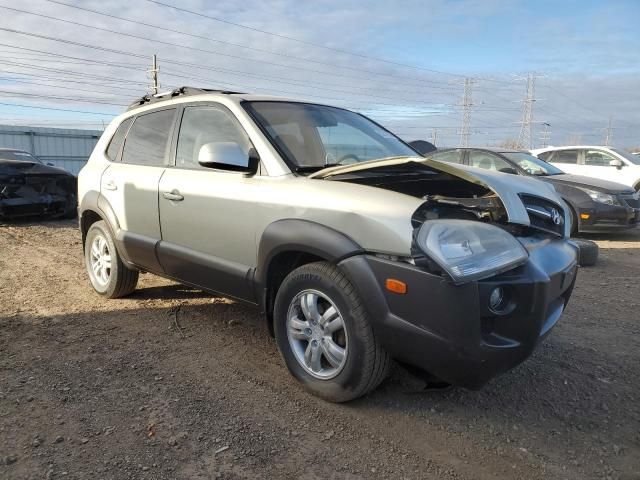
top-left (120, 107), bottom-right (179, 167)
top-left (172, 101), bottom-right (257, 173)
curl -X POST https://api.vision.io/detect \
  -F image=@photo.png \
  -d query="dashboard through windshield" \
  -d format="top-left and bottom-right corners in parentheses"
top-left (244, 101), bottom-right (417, 172)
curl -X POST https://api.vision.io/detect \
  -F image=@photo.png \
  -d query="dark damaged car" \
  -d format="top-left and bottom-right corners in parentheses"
top-left (78, 89), bottom-right (579, 402)
top-left (0, 148), bottom-right (77, 220)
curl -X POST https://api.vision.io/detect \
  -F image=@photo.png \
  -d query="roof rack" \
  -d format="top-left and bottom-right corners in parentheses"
top-left (127, 86), bottom-right (245, 111)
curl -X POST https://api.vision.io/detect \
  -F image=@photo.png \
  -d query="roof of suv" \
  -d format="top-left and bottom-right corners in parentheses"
top-left (127, 86), bottom-right (323, 111)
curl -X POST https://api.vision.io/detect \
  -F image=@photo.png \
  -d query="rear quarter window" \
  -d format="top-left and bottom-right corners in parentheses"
top-left (105, 118), bottom-right (133, 161)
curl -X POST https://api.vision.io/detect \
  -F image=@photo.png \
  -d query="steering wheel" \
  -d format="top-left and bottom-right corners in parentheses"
top-left (337, 154), bottom-right (360, 165)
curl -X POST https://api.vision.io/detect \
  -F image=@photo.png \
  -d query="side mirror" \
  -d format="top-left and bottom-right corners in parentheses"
top-left (498, 167), bottom-right (518, 175)
top-left (46, 162), bottom-right (55, 166)
top-left (198, 142), bottom-right (259, 175)
top-left (609, 159), bottom-right (623, 169)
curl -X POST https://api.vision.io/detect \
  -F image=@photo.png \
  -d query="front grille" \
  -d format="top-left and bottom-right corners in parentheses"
top-left (519, 194), bottom-right (565, 237)
top-left (620, 193), bottom-right (640, 209)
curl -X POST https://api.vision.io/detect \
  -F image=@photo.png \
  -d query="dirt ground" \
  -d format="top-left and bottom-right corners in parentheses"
top-left (0, 220), bottom-right (638, 480)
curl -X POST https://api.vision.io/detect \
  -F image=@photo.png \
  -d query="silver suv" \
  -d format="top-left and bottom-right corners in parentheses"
top-left (78, 87), bottom-right (578, 402)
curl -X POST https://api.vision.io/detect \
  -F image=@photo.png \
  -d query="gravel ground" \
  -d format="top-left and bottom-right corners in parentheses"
top-left (0, 220), bottom-right (639, 480)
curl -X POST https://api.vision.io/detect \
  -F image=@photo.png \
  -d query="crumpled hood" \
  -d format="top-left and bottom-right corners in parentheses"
top-left (311, 156), bottom-right (570, 236)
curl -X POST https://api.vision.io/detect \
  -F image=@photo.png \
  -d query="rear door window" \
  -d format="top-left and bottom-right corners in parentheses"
top-left (121, 109), bottom-right (176, 166)
top-left (551, 150), bottom-right (579, 164)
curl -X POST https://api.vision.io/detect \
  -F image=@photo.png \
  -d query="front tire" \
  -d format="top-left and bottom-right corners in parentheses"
top-left (273, 261), bottom-right (390, 402)
top-left (84, 221), bottom-right (138, 298)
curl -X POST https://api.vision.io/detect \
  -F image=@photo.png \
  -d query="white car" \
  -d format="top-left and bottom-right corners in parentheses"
top-left (531, 146), bottom-right (640, 191)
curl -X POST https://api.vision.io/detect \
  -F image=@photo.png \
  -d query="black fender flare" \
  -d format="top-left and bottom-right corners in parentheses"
top-left (78, 190), bottom-right (135, 265)
top-left (79, 190), bottom-right (120, 238)
top-left (255, 219), bottom-right (365, 312)
top-left (256, 219), bottom-right (364, 282)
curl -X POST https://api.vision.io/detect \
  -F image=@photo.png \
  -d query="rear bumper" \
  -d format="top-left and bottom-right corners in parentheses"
top-left (339, 238), bottom-right (578, 389)
top-left (577, 203), bottom-right (639, 231)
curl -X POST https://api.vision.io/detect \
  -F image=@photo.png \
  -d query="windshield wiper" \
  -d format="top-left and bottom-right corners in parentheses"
top-left (294, 163), bottom-right (342, 173)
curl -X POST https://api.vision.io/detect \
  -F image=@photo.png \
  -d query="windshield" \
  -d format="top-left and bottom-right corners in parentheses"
top-left (0, 150), bottom-right (41, 163)
top-left (501, 152), bottom-right (564, 176)
top-left (245, 101), bottom-right (417, 171)
top-left (612, 148), bottom-right (640, 165)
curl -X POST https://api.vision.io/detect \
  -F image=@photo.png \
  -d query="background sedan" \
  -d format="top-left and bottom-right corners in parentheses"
top-left (428, 147), bottom-right (640, 235)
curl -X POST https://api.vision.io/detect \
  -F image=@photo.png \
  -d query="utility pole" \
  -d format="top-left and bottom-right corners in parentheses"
top-left (516, 73), bottom-right (537, 150)
top-left (148, 54), bottom-right (160, 95)
top-left (540, 122), bottom-right (551, 148)
top-left (459, 77), bottom-right (475, 147)
top-left (604, 116), bottom-right (613, 146)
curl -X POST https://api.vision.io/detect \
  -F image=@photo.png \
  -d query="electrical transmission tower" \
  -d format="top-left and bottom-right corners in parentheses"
top-left (604, 116), bottom-right (613, 146)
top-left (431, 128), bottom-right (438, 146)
top-left (516, 73), bottom-right (537, 149)
top-left (459, 77), bottom-right (475, 147)
top-left (540, 122), bottom-right (551, 148)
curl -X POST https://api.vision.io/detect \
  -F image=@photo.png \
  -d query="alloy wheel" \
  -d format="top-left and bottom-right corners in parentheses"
top-left (286, 289), bottom-right (348, 379)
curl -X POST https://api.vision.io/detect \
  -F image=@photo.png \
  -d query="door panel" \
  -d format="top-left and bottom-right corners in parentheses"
top-left (157, 103), bottom-right (260, 301)
top-left (158, 168), bottom-right (259, 301)
top-left (99, 108), bottom-right (177, 272)
top-left (100, 163), bottom-right (165, 272)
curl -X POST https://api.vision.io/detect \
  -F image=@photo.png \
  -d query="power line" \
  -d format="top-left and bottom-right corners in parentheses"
top-left (0, 90), bottom-right (127, 107)
top-left (0, 6), bottom-right (466, 90)
top-left (144, 0), bottom-right (470, 79)
top-left (43, 0), bottom-right (461, 87)
top-left (0, 102), bottom-right (114, 115)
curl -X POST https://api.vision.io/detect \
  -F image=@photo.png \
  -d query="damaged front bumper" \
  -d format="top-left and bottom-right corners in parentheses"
top-left (0, 182), bottom-right (76, 219)
top-left (339, 237), bottom-right (578, 389)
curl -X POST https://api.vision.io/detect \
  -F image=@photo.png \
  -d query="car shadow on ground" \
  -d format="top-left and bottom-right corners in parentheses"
top-left (127, 283), bottom-right (217, 301)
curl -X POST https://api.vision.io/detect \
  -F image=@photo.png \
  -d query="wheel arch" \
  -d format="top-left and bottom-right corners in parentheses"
top-left (79, 190), bottom-right (121, 252)
top-left (256, 219), bottom-right (364, 335)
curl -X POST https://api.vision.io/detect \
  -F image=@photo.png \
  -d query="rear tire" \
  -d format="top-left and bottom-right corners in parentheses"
top-left (84, 220), bottom-right (138, 298)
top-left (273, 261), bottom-right (390, 402)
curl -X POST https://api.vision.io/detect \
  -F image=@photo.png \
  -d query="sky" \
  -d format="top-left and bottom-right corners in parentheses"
top-left (0, 0), bottom-right (638, 148)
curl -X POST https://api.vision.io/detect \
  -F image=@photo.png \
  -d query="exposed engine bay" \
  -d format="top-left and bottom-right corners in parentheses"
top-left (322, 161), bottom-right (510, 228)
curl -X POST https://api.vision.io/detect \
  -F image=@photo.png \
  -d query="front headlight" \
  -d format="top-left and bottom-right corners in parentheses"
top-left (415, 220), bottom-right (528, 283)
top-left (575, 187), bottom-right (619, 205)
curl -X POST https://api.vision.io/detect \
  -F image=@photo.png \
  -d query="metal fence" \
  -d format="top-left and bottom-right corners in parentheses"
top-left (0, 125), bottom-right (103, 175)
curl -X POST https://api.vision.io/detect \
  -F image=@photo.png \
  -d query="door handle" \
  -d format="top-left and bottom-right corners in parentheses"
top-left (163, 190), bottom-right (184, 202)
top-left (103, 180), bottom-right (117, 191)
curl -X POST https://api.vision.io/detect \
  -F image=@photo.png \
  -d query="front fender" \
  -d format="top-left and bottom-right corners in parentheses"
top-left (255, 219), bottom-right (364, 286)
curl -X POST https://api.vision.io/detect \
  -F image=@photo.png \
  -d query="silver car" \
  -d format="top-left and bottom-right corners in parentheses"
top-left (78, 87), bottom-right (578, 402)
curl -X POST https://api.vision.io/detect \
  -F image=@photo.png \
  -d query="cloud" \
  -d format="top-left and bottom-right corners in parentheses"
top-left (0, 0), bottom-right (637, 147)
